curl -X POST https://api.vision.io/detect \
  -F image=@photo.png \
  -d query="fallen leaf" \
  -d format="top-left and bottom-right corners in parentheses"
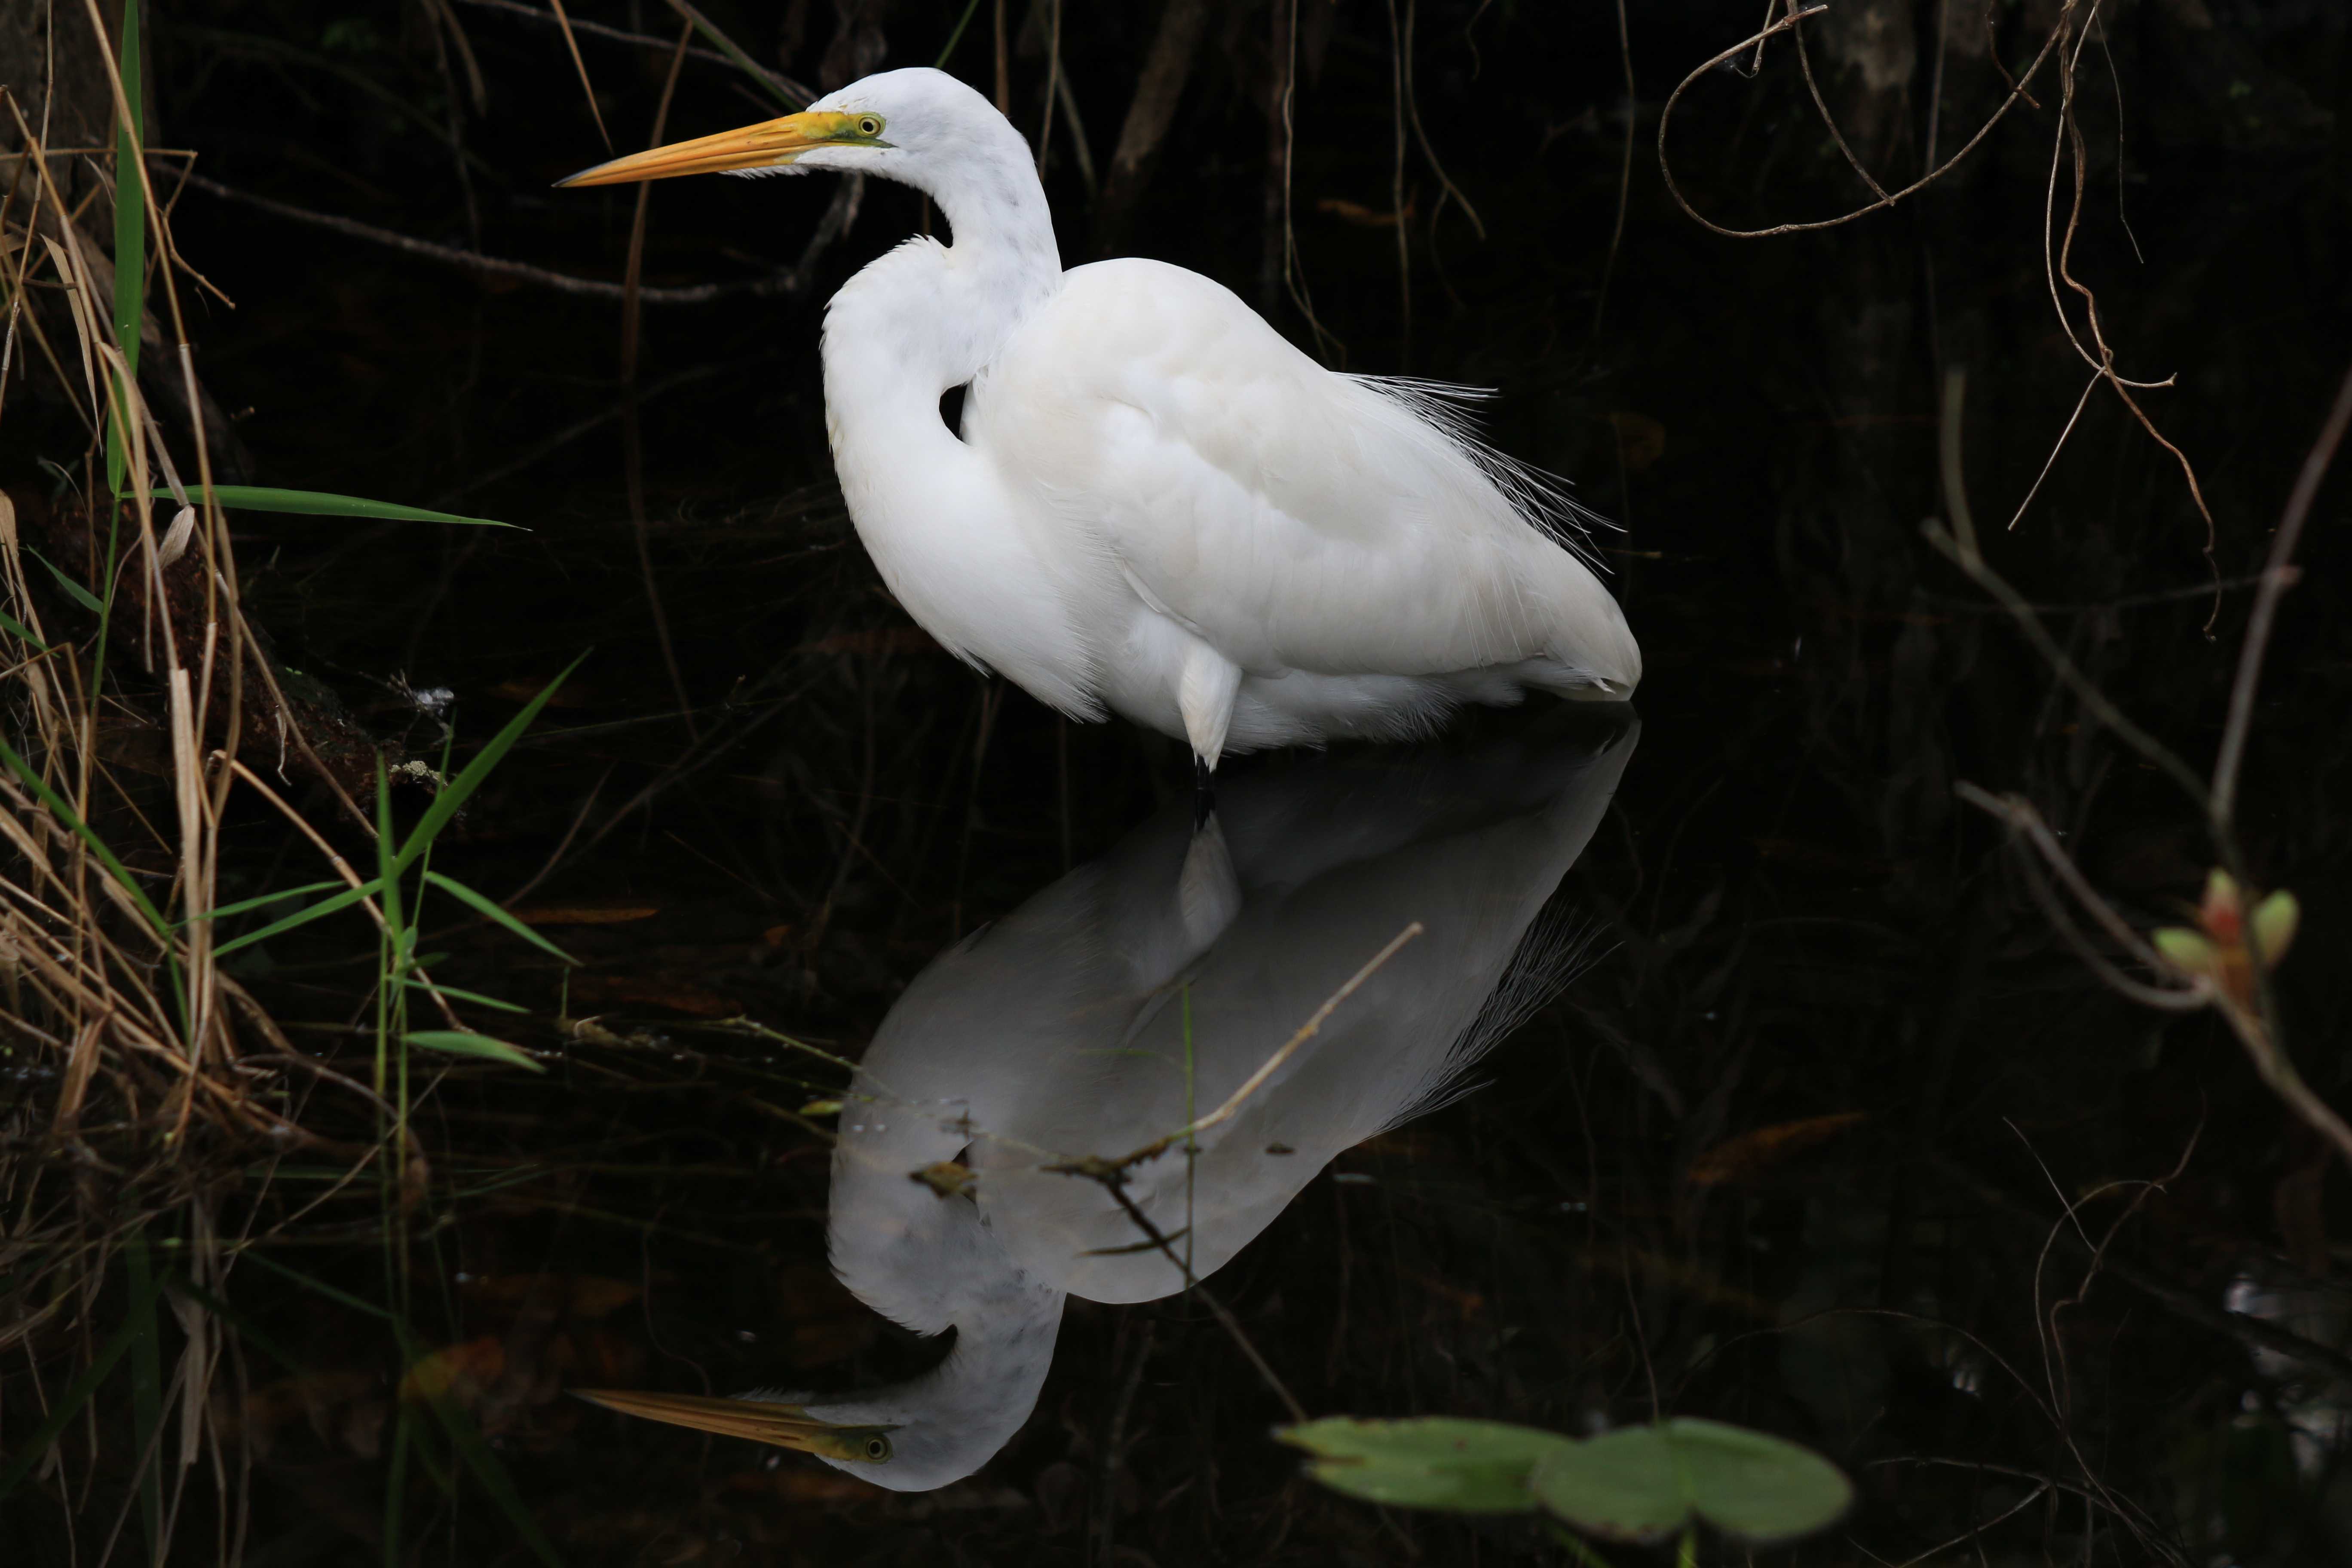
top-left (400, 1335), bottom-right (506, 1405)
top-left (1316, 196), bottom-right (1414, 228)
top-left (1687, 1112), bottom-right (1868, 1187)
top-left (463, 1272), bottom-right (640, 1320)
top-left (512, 903), bottom-right (662, 926)
top-left (1607, 411), bottom-right (1667, 472)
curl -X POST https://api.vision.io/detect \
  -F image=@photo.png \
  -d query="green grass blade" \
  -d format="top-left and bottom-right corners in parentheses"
top-left (402, 978), bottom-right (527, 1014)
top-left (0, 1254), bottom-right (162, 1501)
top-left (209, 877), bottom-right (383, 959)
top-left (151, 485), bottom-right (514, 529)
top-left (392, 652), bottom-right (586, 877)
top-left (180, 878), bottom-right (346, 926)
top-left (935, 0), bottom-right (986, 66)
top-left (0, 732), bottom-right (168, 934)
top-left (417, 1392), bottom-right (564, 1567)
top-left (107, 0), bottom-right (144, 496)
top-left (666, 0), bottom-right (803, 107)
top-left (375, 753), bottom-right (404, 960)
top-left (0, 607), bottom-right (49, 650)
top-left (24, 544), bottom-right (105, 614)
top-left (235, 1250), bottom-right (392, 1321)
top-left (111, 0), bottom-right (144, 384)
top-left (165, 1275), bottom-right (309, 1375)
top-left (403, 1031), bottom-right (545, 1073)
top-left (422, 872), bottom-right (577, 965)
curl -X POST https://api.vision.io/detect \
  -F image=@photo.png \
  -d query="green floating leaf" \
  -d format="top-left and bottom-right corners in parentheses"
top-left (1277, 1417), bottom-right (1577, 1514)
top-left (1530, 1418), bottom-right (1852, 1547)
top-left (404, 1030), bottom-right (544, 1072)
top-left (1525, 1424), bottom-right (1685, 1542)
top-left (153, 485), bottom-right (514, 529)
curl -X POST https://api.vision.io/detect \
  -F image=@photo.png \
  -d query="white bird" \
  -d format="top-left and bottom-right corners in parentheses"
top-left (560, 68), bottom-right (1639, 769)
top-left (577, 720), bottom-right (1637, 1489)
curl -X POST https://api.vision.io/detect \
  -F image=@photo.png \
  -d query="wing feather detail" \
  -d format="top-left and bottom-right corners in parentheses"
top-left (971, 260), bottom-right (1637, 688)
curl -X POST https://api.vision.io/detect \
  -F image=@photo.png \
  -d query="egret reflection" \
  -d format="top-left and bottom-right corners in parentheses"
top-left (582, 721), bottom-right (1635, 1490)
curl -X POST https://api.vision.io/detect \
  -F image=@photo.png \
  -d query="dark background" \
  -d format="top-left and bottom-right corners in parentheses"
top-left (4, 0), bottom-right (2352, 1562)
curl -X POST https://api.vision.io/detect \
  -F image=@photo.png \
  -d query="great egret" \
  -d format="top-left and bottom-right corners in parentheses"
top-left (560, 68), bottom-right (1640, 768)
top-left (577, 720), bottom-right (1637, 1489)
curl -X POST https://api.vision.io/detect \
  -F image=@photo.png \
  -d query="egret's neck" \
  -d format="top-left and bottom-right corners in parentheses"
top-left (807, 1259), bottom-right (1066, 1492)
top-left (826, 129), bottom-right (1061, 394)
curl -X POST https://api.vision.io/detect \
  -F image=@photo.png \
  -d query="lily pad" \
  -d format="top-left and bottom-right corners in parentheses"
top-left (1531, 1418), bottom-right (1851, 1546)
top-left (1277, 1417), bottom-right (1577, 1513)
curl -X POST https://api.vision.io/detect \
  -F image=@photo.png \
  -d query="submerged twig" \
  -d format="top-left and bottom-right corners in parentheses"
top-left (1052, 923), bottom-right (1423, 1181)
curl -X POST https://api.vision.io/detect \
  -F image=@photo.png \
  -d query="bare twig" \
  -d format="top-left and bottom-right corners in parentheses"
top-left (1093, 1178), bottom-right (1306, 1423)
top-left (2210, 358), bottom-right (2352, 823)
top-left (180, 174), bottom-right (824, 304)
top-left (1398, 0), bottom-right (1483, 243)
top-left (1938, 364), bottom-right (2352, 1172)
top-left (621, 22), bottom-right (700, 740)
top-left (1658, 3), bottom-right (2069, 239)
top-left (1055, 923), bottom-right (1424, 1179)
top-left (1590, 0), bottom-right (1633, 339)
top-left (1927, 368), bottom-right (2208, 808)
top-left (452, 0), bottom-right (813, 102)
top-left (1093, 0), bottom-right (1209, 256)
top-left (544, 0), bottom-right (612, 152)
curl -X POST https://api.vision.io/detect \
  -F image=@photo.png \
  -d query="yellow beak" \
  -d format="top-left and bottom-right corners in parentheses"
top-left (573, 1387), bottom-right (897, 1463)
top-left (556, 111), bottom-right (848, 187)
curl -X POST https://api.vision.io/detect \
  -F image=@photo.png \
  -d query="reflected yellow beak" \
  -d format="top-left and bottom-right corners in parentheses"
top-left (556, 112), bottom-right (852, 187)
top-left (573, 1387), bottom-right (897, 1463)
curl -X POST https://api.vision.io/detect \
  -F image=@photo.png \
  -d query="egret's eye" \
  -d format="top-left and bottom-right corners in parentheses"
top-left (856, 115), bottom-right (883, 138)
top-left (864, 1435), bottom-right (892, 1461)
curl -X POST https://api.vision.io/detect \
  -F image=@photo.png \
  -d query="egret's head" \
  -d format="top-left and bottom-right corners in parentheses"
top-left (556, 67), bottom-right (1012, 191)
top-left (573, 1364), bottom-right (1043, 1493)
top-left (571, 1388), bottom-right (908, 1470)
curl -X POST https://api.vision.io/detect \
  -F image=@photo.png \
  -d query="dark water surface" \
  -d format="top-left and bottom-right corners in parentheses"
top-left (5, 1), bottom-right (2351, 1563)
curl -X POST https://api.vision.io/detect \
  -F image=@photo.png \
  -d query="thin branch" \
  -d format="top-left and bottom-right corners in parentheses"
top-left (1094, 1179), bottom-right (1306, 1423)
top-left (1958, 786), bottom-right (2208, 1011)
top-left (1057, 923), bottom-right (1424, 1179)
top-left (544, 0), bottom-right (612, 152)
top-left (1590, 0), bottom-right (1633, 339)
top-left (182, 172), bottom-right (839, 304)
top-left (2210, 358), bottom-right (2352, 822)
top-left (1929, 367), bottom-right (2210, 809)
top-left (1658, 3), bottom-right (2069, 239)
top-left (451, 0), bottom-right (812, 101)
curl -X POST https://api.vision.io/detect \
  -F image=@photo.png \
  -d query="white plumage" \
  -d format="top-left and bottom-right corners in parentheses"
top-left (702, 724), bottom-right (1632, 1490)
top-left (563, 68), bottom-right (1640, 765)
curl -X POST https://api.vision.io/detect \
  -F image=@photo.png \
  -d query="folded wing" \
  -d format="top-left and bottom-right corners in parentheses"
top-left (971, 259), bottom-right (1639, 691)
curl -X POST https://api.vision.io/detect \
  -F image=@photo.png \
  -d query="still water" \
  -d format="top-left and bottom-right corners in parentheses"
top-left (6, 0), bottom-right (2350, 1562)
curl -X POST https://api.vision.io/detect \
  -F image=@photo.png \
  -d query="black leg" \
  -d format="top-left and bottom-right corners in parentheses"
top-left (1192, 753), bottom-right (1216, 830)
